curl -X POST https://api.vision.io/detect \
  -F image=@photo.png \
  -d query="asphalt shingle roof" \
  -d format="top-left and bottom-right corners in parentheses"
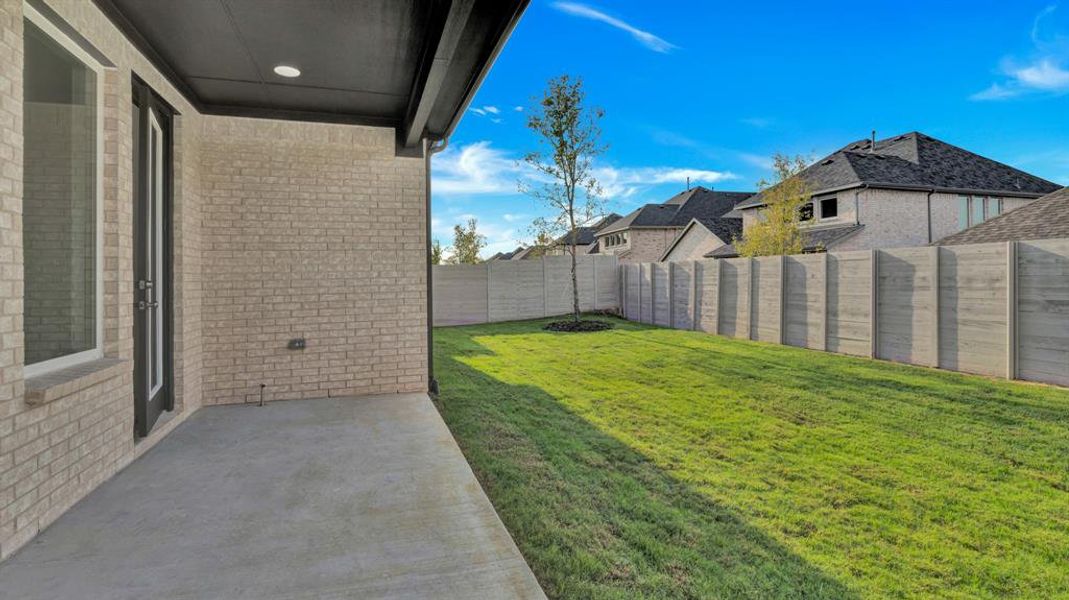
top-left (598, 187), bottom-right (752, 235)
top-left (704, 224), bottom-right (865, 258)
top-left (735, 132), bottom-right (1060, 209)
top-left (553, 213), bottom-right (622, 246)
top-left (935, 187), bottom-right (1069, 245)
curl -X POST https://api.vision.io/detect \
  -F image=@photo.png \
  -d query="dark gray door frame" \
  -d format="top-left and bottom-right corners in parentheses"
top-left (132, 76), bottom-right (175, 438)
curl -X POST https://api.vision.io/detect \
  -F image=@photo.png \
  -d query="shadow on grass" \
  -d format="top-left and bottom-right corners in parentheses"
top-left (433, 336), bottom-right (858, 600)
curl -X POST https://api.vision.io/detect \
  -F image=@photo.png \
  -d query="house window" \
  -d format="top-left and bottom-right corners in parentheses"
top-left (819, 197), bottom-right (838, 219)
top-left (958, 195), bottom-right (1004, 231)
top-left (799, 202), bottom-right (814, 222)
top-left (22, 5), bottom-right (104, 376)
top-left (970, 197), bottom-right (985, 226)
top-left (986, 197), bottom-right (1002, 219)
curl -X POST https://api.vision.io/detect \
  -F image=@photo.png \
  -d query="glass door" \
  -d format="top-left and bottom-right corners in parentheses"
top-left (133, 81), bottom-right (173, 437)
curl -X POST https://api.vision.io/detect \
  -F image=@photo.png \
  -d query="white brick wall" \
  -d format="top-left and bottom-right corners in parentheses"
top-left (199, 117), bottom-right (427, 405)
top-left (0, 0), bottom-right (429, 559)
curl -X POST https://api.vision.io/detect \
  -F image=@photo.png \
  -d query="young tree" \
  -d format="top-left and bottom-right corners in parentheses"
top-left (521, 75), bottom-right (606, 322)
top-left (430, 238), bottom-right (444, 265)
top-left (450, 218), bottom-right (486, 264)
top-left (522, 231), bottom-right (557, 259)
top-left (735, 153), bottom-right (813, 257)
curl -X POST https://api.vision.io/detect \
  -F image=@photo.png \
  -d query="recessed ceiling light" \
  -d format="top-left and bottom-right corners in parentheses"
top-left (273, 65), bottom-right (301, 78)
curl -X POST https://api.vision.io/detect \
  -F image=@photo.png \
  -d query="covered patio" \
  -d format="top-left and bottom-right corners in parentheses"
top-left (0, 394), bottom-right (544, 599)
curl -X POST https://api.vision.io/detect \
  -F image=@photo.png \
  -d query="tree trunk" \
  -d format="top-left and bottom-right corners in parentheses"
top-left (570, 242), bottom-right (580, 322)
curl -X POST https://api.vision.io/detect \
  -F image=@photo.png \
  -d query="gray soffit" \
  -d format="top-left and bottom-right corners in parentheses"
top-left (93, 0), bottom-right (528, 154)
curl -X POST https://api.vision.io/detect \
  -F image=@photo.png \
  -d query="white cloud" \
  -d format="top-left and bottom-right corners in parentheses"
top-left (972, 59), bottom-right (1069, 100)
top-left (593, 166), bottom-right (737, 199)
top-left (432, 141), bottom-right (735, 203)
top-left (1032, 4), bottom-right (1060, 44)
top-left (469, 105), bottom-right (501, 116)
top-left (514, 106), bottom-right (524, 112)
top-left (738, 153), bottom-right (774, 170)
top-left (1015, 58), bottom-right (1069, 89)
top-left (972, 6), bottom-right (1069, 100)
top-left (552, 2), bottom-right (676, 53)
top-left (970, 83), bottom-right (1020, 101)
top-left (431, 141), bottom-right (525, 196)
top-left (502, 213), bottom-right (528, 223)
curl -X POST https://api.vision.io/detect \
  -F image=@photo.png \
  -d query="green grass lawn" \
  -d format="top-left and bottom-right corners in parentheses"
top-left (433, 317), bottom-right (1069, 599)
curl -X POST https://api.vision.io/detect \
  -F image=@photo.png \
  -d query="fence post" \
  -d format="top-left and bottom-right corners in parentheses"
top-left (713, 259), bottom-right (721, 336)
top-left (668, 262), bottom-right (675, 327)
top-left (648, 263), bottom-right (655, 324)
top-left (542, 256), bottom-right (548, 317)
top-left (486, 261), bottom-right (493, 323)
top-left (779, 255), bottom-right (787, 345)
top-left (691, 260), bottom-right (700, 331)
top-left (1007, 241), bottom-right (1018, 380)
top-left (821, 253), bottom-right (829, 351)
top-left (930, 246), bottom-right (940, 368)
top-left (869, 249), bottom-right (879, 359)
top-left (638, 263), bottom-right (644, 323)
top-left (747, 258), bottom-right (755, 340)
top-left (592, 257), bottom-right (599, 310)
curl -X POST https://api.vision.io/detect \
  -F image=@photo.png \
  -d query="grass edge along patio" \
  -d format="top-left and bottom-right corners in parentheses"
top-left (435, 317), bottom-right (1069, 599)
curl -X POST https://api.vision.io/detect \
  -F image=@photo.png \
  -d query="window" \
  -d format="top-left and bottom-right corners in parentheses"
top-left (819, 197), bottom-right (838, 219)
top-left (986, 197), bottom-right (1002, 219)
top-left (799, 203), bottom-right (814, 222)
top-left (971, 197), bottom-right (985, 226)
top-left (22, 4), bottom-right (104, 376)
top-left (958, 195), bottom-right (1004, 231)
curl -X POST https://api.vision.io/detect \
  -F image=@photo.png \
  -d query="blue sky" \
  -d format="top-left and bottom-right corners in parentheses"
top-left (431, 1), bottom-right (1069, 257)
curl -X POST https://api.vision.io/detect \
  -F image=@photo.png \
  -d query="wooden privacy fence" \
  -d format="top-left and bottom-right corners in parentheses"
top-left (433, 255), bottom-right (619, 326)
top-left (621, 239), bottom-right (1069, 387)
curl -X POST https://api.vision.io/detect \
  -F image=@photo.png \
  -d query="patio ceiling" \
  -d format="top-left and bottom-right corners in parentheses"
top-left (92, 0), bottom-right (528, 153)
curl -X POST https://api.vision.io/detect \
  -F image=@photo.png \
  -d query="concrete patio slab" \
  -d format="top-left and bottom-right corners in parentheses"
top-left (0, 394), bottom-right (545, 599)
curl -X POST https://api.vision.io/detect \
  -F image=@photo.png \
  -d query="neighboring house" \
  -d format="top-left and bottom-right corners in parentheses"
top-left (487, 246), bottom-right (527, 261)
top-left (543, 213), bottom-right (622, 256)
top-left (661, 216), bottom-right (743, 261)
top-left (936, 187), bottom-right (1069, 245)
top-left (595, 187), bottom-right (753, 263)
top-left (715, 132), bottom-right (1060, 258)
top-left (0, 0), bottom-right (526, 560)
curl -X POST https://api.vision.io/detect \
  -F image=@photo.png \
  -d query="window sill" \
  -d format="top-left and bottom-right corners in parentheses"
top-left (24, 357), bottom-right (129, 407)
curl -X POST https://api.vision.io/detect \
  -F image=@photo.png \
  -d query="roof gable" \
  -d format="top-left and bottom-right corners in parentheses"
top-left (598, 187), bottom-right (752, 235)
top-left (552, 213), bottom-right (623, 246)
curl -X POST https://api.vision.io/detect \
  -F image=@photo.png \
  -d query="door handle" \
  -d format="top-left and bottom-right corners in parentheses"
top-left (137, 300), bottom-right (159, 311)
top-left (138, 279), bottom-right (154, 290)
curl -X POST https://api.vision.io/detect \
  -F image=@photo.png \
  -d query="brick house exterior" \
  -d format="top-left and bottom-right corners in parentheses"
top-left (0, 0), bottom-right (524, 559)
top-left (715, 132), bottom-right (1060, 258)
top-left (595, 187), bottom-right (751, 263)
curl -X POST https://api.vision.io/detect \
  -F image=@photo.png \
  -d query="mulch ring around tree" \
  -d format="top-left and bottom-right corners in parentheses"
top-left (542, 319), bottom-right (615, 333)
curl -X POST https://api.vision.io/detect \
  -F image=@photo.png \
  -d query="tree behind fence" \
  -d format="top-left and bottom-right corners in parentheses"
top-left (433, 255), bottom-right (619, 326)
top-left (621, 239), bottom-right (1069, 387)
